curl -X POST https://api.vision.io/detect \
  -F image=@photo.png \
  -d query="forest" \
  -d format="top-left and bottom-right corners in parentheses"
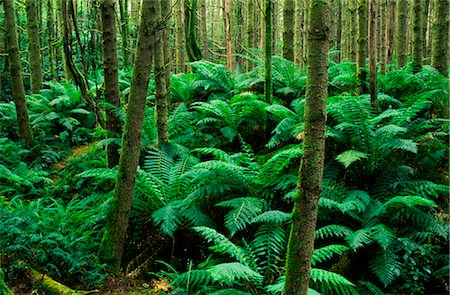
top-left (0, 0), bottom-right (449, 294)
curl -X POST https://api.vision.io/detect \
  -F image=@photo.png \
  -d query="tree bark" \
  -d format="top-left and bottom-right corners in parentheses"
top-left (369, 0), bottom-right (378, 111)
top-left (411, 0), bottom-right (423, 73)
top-left (175, 0), bottom-right (186, 72)
top-left (395, 0), bottom-right (408, 68)
top-left (421, 0), bottom-right (430, 62)
top-left (431, 0), bottom-right (449, 75)
top-left (27, 267), bottom-right (81, 295)
top-left (265, 0), bottom-right (273, 104)
top-left (379, 0), bottom-right (387, 74)
top-left (283, 0), bottom-right (295, 61)
top-left (357, 0), bottom-right (368, 94)
top-left (155, 0), bottom-right (171, 145)
top-left (349, 0), bottom-right (357, 62)
top-left (102, 0), bottom-right (123, 168)
top-left (224, 0), bottom-right (233, 70)
top-left (98, 0), bottom-right (157, 274)
top-left (26, 0), bottom-right (43, 93)
top-left (119, 0), bottom-right (130, 68)
top-left (200, 0), bottom-right (208, 60)
top-left (336, 0), bottom-right (342, 62)
top-left (386, 0), bottom-right (395, 67)
top-left (283, 0), bottom-right (330, 294)
top-left (247, 0), bottom-right (254, 70)
top-left (185, 0), bottom-right (203, 62)
top-left (4, 0), bottom-right (34, 147)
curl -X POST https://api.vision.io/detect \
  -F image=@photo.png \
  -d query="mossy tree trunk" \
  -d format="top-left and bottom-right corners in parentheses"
top-left (336, 0), bottom-right (342, 62)
top-left (431, 0), bottom-right (449, 75)
top-left (155, 0), bottom-right (171, 145)
top-left (411, 0), bottom-right (423, 73)
top-left (395, 0), bottom-right (408, 68)
top-left (200, 0), bottom-right (208, 60)
top-left (26, 0), bottom-right (43, 93)
top-left (47, 0), bottom-right (56, 81)
top-left (349, 0), bottom-right (357, 62)
top-left (175, 0), bottom-right (186, 72)
top-left (386, 0), bottom-right (395, 67)
top-left (295, 0), bottom-right (304, 65)
top-left (283, 0), bottom-right (330, 294)
top-left (357, 0), bottom-right (368, 94)
top-left (369, 0), bottom-right (378, 111)
top-left (184, 0), bottom-right (202, 62)
top-left (265, 0), bottom-right (273, 104)
top-left (224, 0), bottom-right (233, 70)
top-left (119, 0), bottom-right (130, 68)
top-left (4, 0), bottom-right (34, 147)
top-left (247, 0), bottom-right (254, 70)
top-left (421, 0), bottom-right (430, 62)
top-left (283, 0), bottom-right (294, 61)
top-left (379, 0), bottom-right (387, 74)
top-left (98, 0), bottom-right (157, 274)
top-left (101, 0), bottom-right (123, 168)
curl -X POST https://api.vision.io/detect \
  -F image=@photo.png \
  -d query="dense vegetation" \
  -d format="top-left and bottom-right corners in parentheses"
top-left (0, 0), bottom-right (449, 294)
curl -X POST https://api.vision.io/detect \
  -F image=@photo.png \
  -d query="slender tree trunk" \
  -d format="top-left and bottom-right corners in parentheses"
top-left (421, 0), bottom-right (430, 63)
top-left (431, 0), bottom-right (449, 75)
top-left (119, 0), bottom-right (130, 68)
top-left (336, 0), bottom-right (342, 62)
top-left (200, 0), bottom-right (208, 60)
top-left (379, 0), bottom-right (387, 74)
top-left (302, 0), bottom-right (309, 64)
top-left (26, 0), bottom-right (43, 93)
top-left (295, 0), bottom-right (304, 65)
top-left (357, 0), bottom-right (368, 94)
top-left (283, 0), bottom-right (295, 61)
top-left (185, 0), bottom-right (202, 62)
top-left (247, 0), bottom-right (254, 70)
top-left (102, 0), bottom-right (123, 168)
top-left (265, 0), bottom-right (273, 104)
top-left (175, 0), bottom-right (186, 72)
top-left (395, 0), bottom-right (408, 68)
top-left (155, 0), bottom-right (171, 145)
top-left (386, 0), bottom-right (395, 67)
top-left (98, 0), bottom-right (157, 274)
top-left (411, 0), bottom-right (423, 73)
top-left (349, 0), bottom-right (357, 62)
top-left (224, 0), bottom-right (233, 70)
top-left (47, 0), bottom-right (56, 80)
top-left (369, 0), bottom-right (378, 111)
top-left (284, 0), bottom-right (330, 293)
top-left (4, 0), bottom-right (34, 146)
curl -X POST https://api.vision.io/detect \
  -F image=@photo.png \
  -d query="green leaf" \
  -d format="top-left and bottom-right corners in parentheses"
top-left (336, 150), bottom-right (368, 168)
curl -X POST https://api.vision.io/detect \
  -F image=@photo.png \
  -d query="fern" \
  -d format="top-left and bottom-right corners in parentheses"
top-left (311, 245), bottom-right (350, 266)
top-left (216, 197), bottom-right (265, 235)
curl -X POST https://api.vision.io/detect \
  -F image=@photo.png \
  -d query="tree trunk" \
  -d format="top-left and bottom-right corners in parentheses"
top-left (421, 0), bottom-right (430, 62)
top-left (379, 0), bottom-right (387, 74)
top-left (102, 0), bottom-right (123, 168)
top-left (369, 0), bottom-right (378, 111)
top-left (224, 0), bottom-right (233, 70)
top-left (26, 0), bottom-right (43, 93)
top-left (155, 0), bottom-right (171, 145)
top-left (119, 0), bottom-right (130, 68)
top-left (247, 0), bottom-right (254, 70)
top-left (411, 0), bottom-right (423, 73)
top-left (27, 267), bottom-right (81, 295)
top-left (47, 0), bottom-right (56, 81)
top-left (283, 0), bottom-right (294, 61)
top-left (302, 0), bottom-right (309, 64)
top-left (386, 0), bottom-right (395, 67)
top-left (395, 0), bottom-right (408, 68)
top-left (295, 0), bottom-right (304, 65)
top-left (349, 0), bottom-right (357, 62)
top-left (357, 0), bottom-right (368, 94)
top-left (336, 0), bottom-right (342, 62)
top-left (200, 0), bottom-right (208, 60)
top-left (4, 0), bottom-right (34, 147)
top-left (98, 0), bottom-right (157, 275)
top-left (431, 0), bottom-right (449, 75)
top-left (284, 0), bottom-right (330, 293)
top-left (185, 0), bottom-right (202, 62)
top-left (175, 0), bottom-right (186, 72)
top-left (265, 0), bottom-right (273, 104)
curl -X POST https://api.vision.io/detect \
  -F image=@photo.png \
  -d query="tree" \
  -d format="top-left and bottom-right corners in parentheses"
top-left (4, 0), bottom-right (34, 147)
top-left (26, 0), bottom-right (43, 93)
top-left (175, 0), bottom-right (186, 72)
top-left (118, 0), bottom-right (130, 68)
top-left (247, 0), bottom-right (255, 70)
top-left (283, 0), bottom-right (294, 61)
top-left (396, 0), bottom-right (408, 68)
top-left (98, 0), bottom-right (157, 274)
top-left (411, 0), bottom-right (423, 73)
top-left (431, 0), bottom-right (449, 75)
top-left (284, 0), bottom-right (330, 294)
top-left (184, 0), bottom-right (202, 62)
top-left (379, 0), bottom-right (387, 74)
top-left (357, 0), bottom-right (368, 94)
top-left (369, 0), bottom-right (378, 111)
top-left (101, 0), bottom-right (123, 168)
top-left (224, 0), bottom-right (233, 70)
top-left (265, 0), bottom-right (273, 104)
top-left (155, 0), bottom-right (171, 145)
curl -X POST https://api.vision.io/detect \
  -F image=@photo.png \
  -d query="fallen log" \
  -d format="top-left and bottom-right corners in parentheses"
top-left (27, 267), bottom-right (82, 295)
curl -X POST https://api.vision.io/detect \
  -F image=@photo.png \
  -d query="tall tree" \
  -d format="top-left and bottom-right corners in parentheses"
top-left (395, 0), bottom-right (408, 68)
top-left (175, 0), bottom-right (186, 72)
top-left (26, 0), bottom-right (43, 93)
top-left (349, 0), bottom-right (357, 61)
top-left (224, 0), bottom-right (233, 70)
top-left (184, 0), bottom-right (202, 62)
top-left (357, 0), bottom-right (368, 94)
top-left (369, 0), bottom-right (378, 111)
top-left (294, 0), bottom-right (304, 65)
top-left (431, 0), bottom-right (449, 75)
top-left (200, 0), bottom-right (208, 60)
top-left (379, 0), bottom-right (387, 74)
top-left (265, 0), bottom-right (273, 104)
top-left (154, 0), bottom-right (171, 145)
top-left (98, 0), bottom-right (157, 274)
top-left (411, 0), bottom-right (423, 73)
top-left (283, 0), bottom-right (294, 61)
top-left (386, 0), bottom-right (395, 67)
top-left (284, 0), bottom-right (330, 294)
top-left (101, 0), bottom-right (123, 168)
top-left (4, 0), bottom-right (34, 146)
top-left (247, 0), bottom-right (255, 70)
top-left (119, 0), bottom-right (130, 68)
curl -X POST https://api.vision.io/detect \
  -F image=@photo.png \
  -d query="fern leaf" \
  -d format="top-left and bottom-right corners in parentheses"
top-left (209, 262), bottom-right (263, 286)
top-left (336, 150), bottom-right (368, 168)
top-left (311, 244), bottom-right (350, 266)
top-left (369, 249), bottom-right (400, 287)
top-left (310, 268), bottom-right (357, 295)
top-left (217, 197), bottom-right (265, 235)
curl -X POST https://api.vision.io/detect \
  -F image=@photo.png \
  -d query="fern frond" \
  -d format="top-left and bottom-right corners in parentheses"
top-left (310, 268), bottom-right (357, 295)
top-left (369, 249), bottom-right (400, 287)
top-left (217, 197), bottom-right (265, 235)
top-left (315, 225), bottom-right (354, 240)
top-left (250, 210), bottom-right (291, 224)
top-left (209, 262), bottom-right (263, 286)
top-left (311, 245), bottom-right (350, 266)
